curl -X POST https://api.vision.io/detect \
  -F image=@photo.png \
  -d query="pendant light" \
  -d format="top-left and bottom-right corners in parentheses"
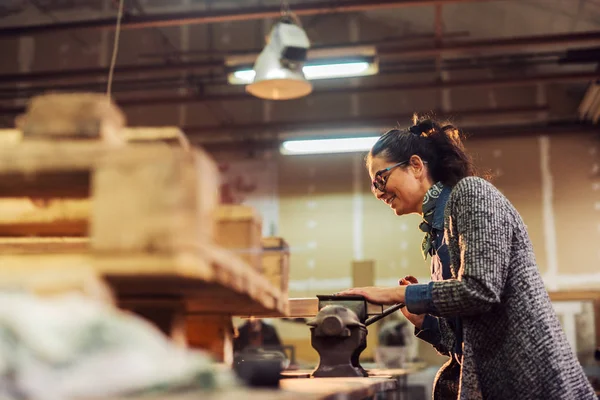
top-left (246, 12), bottom-right (312, 101)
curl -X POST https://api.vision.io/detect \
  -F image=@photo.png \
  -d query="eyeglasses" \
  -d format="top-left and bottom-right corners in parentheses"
top-left (371, 161), bottom-right (408, 192)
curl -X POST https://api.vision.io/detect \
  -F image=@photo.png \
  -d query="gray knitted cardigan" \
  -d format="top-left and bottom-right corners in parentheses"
top-left (427, 176), bottom-right (596, 400)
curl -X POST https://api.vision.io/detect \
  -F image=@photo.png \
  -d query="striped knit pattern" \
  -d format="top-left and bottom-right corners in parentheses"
top-left (430, 177), bottom-right (596, 400)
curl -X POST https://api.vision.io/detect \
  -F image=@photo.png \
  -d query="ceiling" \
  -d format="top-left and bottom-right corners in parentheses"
top-left (0, 0), bottom-right (598, 150)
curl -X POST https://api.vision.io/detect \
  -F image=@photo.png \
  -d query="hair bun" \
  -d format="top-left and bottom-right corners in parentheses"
top-left (408, 125), bottom-right (422, 136)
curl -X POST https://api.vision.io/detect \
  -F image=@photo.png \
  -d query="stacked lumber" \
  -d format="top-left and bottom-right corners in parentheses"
top-left (0, 92), bottom-right (289, 363)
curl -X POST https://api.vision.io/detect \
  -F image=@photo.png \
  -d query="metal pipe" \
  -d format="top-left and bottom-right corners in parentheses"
top-left (111, 70), bottom-right (600, 107)
top-left (0, 60), bottom-right (223, 85)
top-left (379, 31), bottom-right (600, 58)
top-left (0, 0), bottom-right (492, 37)
top-left (0, 57), bottom-right (571, 101)
top-left (181, 106), bottom-right (550, 136)
top-left (137, 30), bottom-right (472, 60)
top-left (0, 71), bottom-right (595, 115)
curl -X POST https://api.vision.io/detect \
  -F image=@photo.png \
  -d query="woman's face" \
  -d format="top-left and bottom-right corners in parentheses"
top-left (368, 154), bottom-right (430, 216)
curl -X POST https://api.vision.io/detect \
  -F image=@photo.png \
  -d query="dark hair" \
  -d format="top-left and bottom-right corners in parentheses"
top-left (368, 115), bottom-right (476, 187)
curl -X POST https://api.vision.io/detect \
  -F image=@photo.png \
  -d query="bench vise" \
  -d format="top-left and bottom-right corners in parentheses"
top-left (306, 295), bottom-right (404, 378)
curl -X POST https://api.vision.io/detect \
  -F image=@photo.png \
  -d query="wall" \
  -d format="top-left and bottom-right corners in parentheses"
top-left (221, 131), bottom-right (600, 367)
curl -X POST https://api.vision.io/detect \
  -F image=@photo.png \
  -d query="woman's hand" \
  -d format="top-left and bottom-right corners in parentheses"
top-left (335, 286), bottom-right (405, 305)
top-left (398, 276), bottom-right (425, 330)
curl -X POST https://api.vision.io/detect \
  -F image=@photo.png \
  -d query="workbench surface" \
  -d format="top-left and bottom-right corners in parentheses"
top-left (101, 377), bottom-right (397, 400)
top-left (281, 363), bottom-right (428, 379)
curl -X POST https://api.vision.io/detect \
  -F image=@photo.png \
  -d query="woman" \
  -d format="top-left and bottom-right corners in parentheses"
top-left (337, 118), bottom-right (596, 400)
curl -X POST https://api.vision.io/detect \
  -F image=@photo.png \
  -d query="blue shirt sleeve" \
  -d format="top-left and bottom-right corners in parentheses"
top-left (414, 314), bottom-right (442, 346)
top-left (405, 281), bottom-right (438, 315)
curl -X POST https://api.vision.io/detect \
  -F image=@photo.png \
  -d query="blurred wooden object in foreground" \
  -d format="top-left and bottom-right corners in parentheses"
top-left (0, 92), bottom-right (289, 364)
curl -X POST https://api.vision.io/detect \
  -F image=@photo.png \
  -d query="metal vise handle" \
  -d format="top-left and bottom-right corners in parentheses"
top-left (363, 303), bottom-right (405, 326)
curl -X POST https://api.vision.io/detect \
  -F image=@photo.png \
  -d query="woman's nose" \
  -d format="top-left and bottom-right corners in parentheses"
top-left (374, 188), bottom-right (386, 200)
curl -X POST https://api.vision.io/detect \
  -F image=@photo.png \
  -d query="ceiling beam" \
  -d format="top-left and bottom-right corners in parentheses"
top-left (0, 70), bottom-right (595, 116)
top-left (0, 0), bottom-right (493, 38)
top-left (0, 30), bottom-right (597, 87)
top-left (182, 105), bottom-right (550, 137)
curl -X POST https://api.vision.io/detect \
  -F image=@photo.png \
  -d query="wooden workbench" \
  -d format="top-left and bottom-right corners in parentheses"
top-left (101, 377), bottom-right (398, 400)
top-left (281, 363), bottom-right (428, 400)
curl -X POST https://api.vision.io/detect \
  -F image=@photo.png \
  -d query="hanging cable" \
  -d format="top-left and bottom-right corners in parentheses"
top-left (107, 0), bottom-right (125, 98)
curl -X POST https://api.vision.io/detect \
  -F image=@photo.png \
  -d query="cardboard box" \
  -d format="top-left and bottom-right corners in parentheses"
top-left (215, 205), bottom-right (263, 272)
top-left (262, 237), bottom-right (290, 296)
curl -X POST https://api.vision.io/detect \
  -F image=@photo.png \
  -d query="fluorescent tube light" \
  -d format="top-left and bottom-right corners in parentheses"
top-left (303, 61), bottom-right (370, 80)
top-left (280, 136), bottom-right (380, 155)
top-left (230, 61), bottom-right (377, 85)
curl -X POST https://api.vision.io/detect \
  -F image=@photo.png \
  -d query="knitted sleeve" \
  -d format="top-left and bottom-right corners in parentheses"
top-left (429, 177), bottom-right (513, 317)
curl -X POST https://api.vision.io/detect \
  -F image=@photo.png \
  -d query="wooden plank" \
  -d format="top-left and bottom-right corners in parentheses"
top-left (0, 142), bottom-right (218, 252)
top-left (0, 240), bottom-right (288, 317)
top-left (0, 127), bottom-right (187, 145)
top-left (0, 197), bottom-right (89, 236)
top-left (91, 146), bottom-right (219, 253)
top-left (548, 291), bottom-right (600, 302)
top-left (15, 93), bottom-right (125, 145)
top-left (241, 297), bottom-right (383, 318)
top-left (0, 170), bottom-right (90, 198)
top-left (0, 254), bottom-right (114, 304)
top-left (97, 377), bottom-right (397, 400)
top-left (0, 142), bottom-right (165, 198)
top-left (0, 129), bottom-right (19, 146)
top-left (123, 126), bottom-right (187, 144)
top-left (278, 377), bottom-right (397, 400)
top-left (282, 364), bottom-right (428, 379)
top-left (0, 237), bottom-right (89, 253)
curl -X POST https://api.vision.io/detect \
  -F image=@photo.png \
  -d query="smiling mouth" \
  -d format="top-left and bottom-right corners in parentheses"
top-left (385, 195), bottom-right (396, 206)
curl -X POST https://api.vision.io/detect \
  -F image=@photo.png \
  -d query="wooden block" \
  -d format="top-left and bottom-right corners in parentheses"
top-left (246, 297), bottom-right (383, 318)
top-left (0, 141), bottom-right (121, 198)
top-left (90, 145), bottom-right (219, 253)
top-left (186, 314), bottom-right (234, 364)
top-left (0, 140), bottom-right (221, 253)
top-left (0, 127), bottom-right (188, 147)
top-left (262, 237), bottom-right (290, 297)
top-left (15, 93), bottom-right (126, 145)
top-left (0, 129), bottom-right (20, 146)
top-left (352, 260), bottom-right (375, 287)
top-left (0, 237), bottom-right (89, 253)
top-left (0, 197), bottom-right (89, 236)
top-left (215, 205), bottom-right (263, 273)
top-left (0, 257), bottom-right (114, 305)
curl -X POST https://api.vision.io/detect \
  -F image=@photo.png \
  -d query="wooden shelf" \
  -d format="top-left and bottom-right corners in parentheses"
top-left (0, 242), bottom-right (288, 317)
top-left (0, 140), bottom-right (288, 317)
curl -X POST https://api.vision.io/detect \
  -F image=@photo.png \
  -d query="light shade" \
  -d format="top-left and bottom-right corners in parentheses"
top-left (246, 45), bottom-right (312, 100)
top-left (280, 136), bottom-right (380, 155)
top-left (246, 20), bottom-right (312, 101)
